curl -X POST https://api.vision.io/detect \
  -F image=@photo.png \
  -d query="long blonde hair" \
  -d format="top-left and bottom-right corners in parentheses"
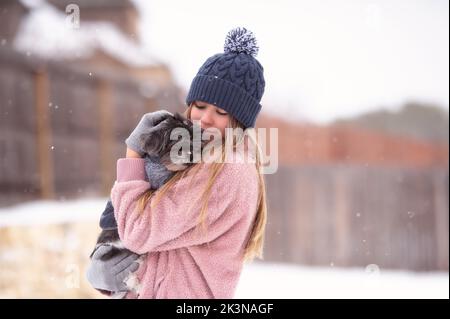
top-left (136, 104), bottom-right (267, 262)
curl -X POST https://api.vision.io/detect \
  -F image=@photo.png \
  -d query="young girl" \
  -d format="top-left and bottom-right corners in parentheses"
top-left (87, 27), bottom-right (267, 298)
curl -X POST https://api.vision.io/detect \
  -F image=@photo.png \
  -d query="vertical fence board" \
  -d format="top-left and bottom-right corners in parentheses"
top-left (34, 70), bottom-right (54, 199)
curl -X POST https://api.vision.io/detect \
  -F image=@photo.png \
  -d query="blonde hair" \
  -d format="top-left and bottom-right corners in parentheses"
top-left (136, 103), bottom-right (267, 262)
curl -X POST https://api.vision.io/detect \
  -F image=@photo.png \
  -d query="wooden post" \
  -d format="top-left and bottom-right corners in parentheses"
top-left (433, 171), bottom-right (449, 270)
top-left (334, 168), bottom-right (351, 267)
top-left (97, 80), bottom-right (114, 195)
top-left (34, 70), bottom-right (55, 199)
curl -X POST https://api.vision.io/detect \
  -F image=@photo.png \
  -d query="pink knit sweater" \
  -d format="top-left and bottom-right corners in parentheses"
top-left (110, 154), bottom-right (259, 299)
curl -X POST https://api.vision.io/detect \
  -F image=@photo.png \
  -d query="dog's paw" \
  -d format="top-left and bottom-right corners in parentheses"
top-left (125, 272), bottom-right (141, 293)
top-left (124, 255), bottom-right (145, 294)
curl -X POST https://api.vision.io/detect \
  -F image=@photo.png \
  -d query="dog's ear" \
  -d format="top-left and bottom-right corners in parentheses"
top-left (173, 112), bottom-right (186, 121)
top-left (174, 112), bottom-right (192, 127)
top-left (140, 130), bottom-right (165, 156)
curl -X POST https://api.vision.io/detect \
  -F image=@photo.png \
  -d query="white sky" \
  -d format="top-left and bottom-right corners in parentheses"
top-left (133, 0), bottom-right (449, 124)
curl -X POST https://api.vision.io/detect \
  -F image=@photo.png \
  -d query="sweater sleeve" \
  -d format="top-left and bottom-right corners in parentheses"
top-left (110, 158), bottom-right (258, 254)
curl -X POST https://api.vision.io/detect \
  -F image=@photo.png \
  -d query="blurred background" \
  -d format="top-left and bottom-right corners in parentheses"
top-left (0, 0), bottom-right (448, 298)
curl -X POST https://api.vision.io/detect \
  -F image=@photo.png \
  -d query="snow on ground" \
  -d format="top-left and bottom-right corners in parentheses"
top-left (0, 198), bottom-right (448, 299)
top-left (0, 197), bottom-right (103, 228)
top-left (236, 261), bottom-right (448, 299)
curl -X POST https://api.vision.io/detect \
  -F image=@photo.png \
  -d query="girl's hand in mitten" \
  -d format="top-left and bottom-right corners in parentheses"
top-left (86, 245), bottom-right (140, 292)
top-left (125, 110), bottom-right (173, 156)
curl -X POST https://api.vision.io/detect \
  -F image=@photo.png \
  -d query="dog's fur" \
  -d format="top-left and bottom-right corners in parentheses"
top-left (90, 113), bottom-right (207, 298)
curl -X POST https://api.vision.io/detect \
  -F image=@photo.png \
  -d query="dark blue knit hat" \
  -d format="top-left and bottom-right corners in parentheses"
top-left (186, 27), bottom-right (265, 128)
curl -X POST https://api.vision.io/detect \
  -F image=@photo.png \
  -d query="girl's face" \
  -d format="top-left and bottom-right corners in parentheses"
top-left (190, 100), bottom-right (230, 137)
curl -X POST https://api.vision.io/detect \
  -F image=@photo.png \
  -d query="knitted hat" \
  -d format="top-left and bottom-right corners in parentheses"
top-left (186, 27), bottom-right (265, 128)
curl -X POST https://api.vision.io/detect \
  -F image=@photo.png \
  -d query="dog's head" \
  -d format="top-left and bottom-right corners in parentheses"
top-left (139, 113), bottom-right (209, 171)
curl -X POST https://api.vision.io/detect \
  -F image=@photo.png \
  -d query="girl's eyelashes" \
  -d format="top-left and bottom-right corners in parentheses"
top-left (194, 104), bottom-right (228, 116)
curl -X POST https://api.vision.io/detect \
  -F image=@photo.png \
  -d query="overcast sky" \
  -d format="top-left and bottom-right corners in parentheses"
top-left (133, 0), bottom-right (448, 124)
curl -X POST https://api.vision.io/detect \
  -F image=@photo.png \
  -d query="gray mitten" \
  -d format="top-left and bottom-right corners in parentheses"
top-left (86, 245), bottom-right (140, 292)
top-left (125, 110), bottom-right (173, 156)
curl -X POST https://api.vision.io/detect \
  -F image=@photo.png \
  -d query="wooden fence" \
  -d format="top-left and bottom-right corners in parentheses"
top-left (264, 164), bottom-right (448, 271)
top-left (1, 48), bottom-right (448, 271)
top-left (0, 47), bottom-right (182, 205)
